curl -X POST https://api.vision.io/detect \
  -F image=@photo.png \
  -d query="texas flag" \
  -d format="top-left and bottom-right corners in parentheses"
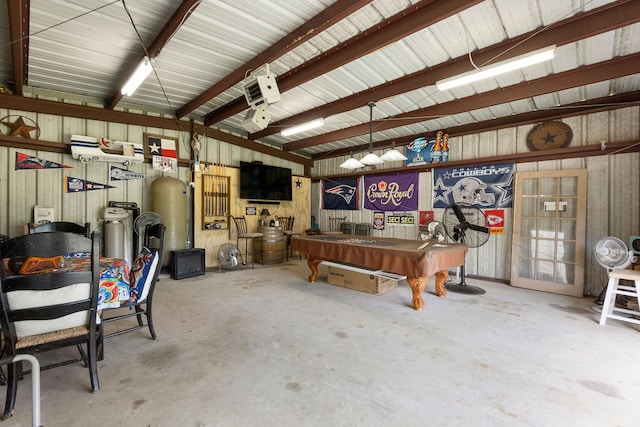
top-left (147, 135), bottom-right (177, 158)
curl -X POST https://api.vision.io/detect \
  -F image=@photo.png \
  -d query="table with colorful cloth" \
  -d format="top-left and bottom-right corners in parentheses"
top-left (2, 255), bottom-right (130, 311)
top-left (62, 256), bottom-right (130, 310)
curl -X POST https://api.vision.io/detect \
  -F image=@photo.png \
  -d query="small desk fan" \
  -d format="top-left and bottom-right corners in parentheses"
top-left (442, 203), bottom-right (490, 294)
top-left (593, 236), bottom-right (637, 305)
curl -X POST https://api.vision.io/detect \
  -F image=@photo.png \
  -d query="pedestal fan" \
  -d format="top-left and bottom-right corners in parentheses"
top-left (593, 236), bottom-right (637, 305)
top-left (442, 203), bottom-right (491, 294)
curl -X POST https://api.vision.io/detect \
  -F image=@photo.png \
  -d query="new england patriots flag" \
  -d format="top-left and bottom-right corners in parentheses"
top-left (322, 177), bottom-right (359, 210)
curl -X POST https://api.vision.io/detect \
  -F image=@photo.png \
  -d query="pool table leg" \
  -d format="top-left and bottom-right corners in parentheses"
top-left (407, 270), bottom-right (448, 311)
top-left (406, 277), bottom-right (427, 311)
top-left (306, 257), bottom-right (322, 283)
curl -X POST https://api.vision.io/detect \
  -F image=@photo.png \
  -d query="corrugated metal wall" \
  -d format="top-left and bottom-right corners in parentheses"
top-left (1, 102), bottom-right (638, 296)
top-left (312, 106), bottom-right (640, 296)
top-left (0, 103), bottom-right (304, 250)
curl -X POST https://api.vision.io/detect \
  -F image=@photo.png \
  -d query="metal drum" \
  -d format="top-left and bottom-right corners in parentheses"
top-left (255, 226), bottom-right (285, 265)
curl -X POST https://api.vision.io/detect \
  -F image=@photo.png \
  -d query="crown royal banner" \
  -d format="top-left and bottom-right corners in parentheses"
top-left (363, 172), bottom-right (418, 211)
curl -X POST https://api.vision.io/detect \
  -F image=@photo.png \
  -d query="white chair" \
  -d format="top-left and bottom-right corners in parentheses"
top-left (599, 269), bottom-right (640, 326)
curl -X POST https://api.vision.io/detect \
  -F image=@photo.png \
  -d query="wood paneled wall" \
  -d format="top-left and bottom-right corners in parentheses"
top-left (192, 166), bottom-right (310, 268)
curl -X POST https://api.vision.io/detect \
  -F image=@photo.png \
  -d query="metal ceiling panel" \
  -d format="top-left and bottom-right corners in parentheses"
top-left (1, 0), bottom-right (637, 164)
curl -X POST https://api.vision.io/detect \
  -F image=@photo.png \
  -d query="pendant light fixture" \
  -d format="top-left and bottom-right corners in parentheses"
top-left (359, 102), bottom-right (384, 166)
top-left (339, 154), bottom-right (365, 169)
top-left (339, 101), bottom-right (408, 169)
top-left (380, 141), bottom-right (408, 162)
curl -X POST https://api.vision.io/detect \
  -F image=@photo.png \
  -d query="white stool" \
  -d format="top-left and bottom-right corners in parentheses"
top-left (599, 269), bottom-right (640, 326)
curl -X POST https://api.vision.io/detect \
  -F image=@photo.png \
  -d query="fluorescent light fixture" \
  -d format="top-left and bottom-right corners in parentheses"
top-left (281, 118), bottom-right (324, 136)
top-left (339, 157), bottom-right (365, 169)
top-left (436, 45), bottom-right (556, 91)
top-left (121, 57), bottom-right (154, 96)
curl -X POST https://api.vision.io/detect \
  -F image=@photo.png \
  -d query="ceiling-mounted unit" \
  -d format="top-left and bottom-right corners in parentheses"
top-left (242, 63), bottom-right (281, 109)
top-left (241, 106), bottom-right (271, 133)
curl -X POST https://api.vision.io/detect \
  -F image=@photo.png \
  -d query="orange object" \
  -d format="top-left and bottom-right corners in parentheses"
top-left (17, 256), bottom-right (63, 275)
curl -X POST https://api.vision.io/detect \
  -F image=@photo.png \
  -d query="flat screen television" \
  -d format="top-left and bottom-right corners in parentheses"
top-left (239, 161), bottom-right (293, 201)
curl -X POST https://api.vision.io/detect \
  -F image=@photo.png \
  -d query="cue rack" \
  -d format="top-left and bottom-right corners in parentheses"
top-left (202, 170), bottom-right (230, 232)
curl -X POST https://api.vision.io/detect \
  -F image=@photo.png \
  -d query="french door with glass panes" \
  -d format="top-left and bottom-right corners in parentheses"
top-left (511, 169), bottom-right (587, 296)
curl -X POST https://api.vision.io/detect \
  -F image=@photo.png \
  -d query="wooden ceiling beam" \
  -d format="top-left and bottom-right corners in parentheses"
top-left (107, 0), bottom-right (202, 110)
top-left (203, 0), bottom-right (482, 126)
top-left (0, 93), bottom-right (312, 167)
top-left (253, 0), bottom-right (640, 140)
top-left (285, 53), bottom-right (640, 151)
top-left (6, 0), bottom-right (30, 95)
top-left (314, 92), bottom-right (640, 160)
top-left (313, 139), bottom-right (640, 181)
top-left (176, 0), bottom-right (373, 119)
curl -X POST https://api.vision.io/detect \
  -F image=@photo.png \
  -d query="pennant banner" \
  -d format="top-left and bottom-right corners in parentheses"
top-left (110, 166), bottom-right (145, 181)
top-left (432, 163), bottom-right (514, 209)
top-left (363, 172), bottom-right (419, 211)
top-left (15, 152), bottom-right (71, 170)
top-left (322, 177), bottom-right (359, 210)
top-left (65, 176), bottom-right (115, 193)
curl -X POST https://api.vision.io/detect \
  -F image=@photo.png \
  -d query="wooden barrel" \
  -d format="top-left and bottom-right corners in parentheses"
top-left (255, 226), bottom-right (285, 264)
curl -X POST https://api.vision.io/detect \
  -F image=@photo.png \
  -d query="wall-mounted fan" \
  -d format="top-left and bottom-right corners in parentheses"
top-left (593, 236), bottom-right (637, 305)
top-left (218, 243), bottom-right (243, 272)
top-left (442, 203), bottom-right (491, 294)
top-left (419, 221), bottom-right (447, 242)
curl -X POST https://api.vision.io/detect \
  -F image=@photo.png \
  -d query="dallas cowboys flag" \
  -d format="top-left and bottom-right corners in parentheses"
top-left (432, 163), bottom-right (514, 209)
top-left (322, 177), bottom-right (359, 210)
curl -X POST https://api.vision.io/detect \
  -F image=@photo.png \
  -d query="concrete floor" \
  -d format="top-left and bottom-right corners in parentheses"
top-left (2, 259), bottom-right (640, 427)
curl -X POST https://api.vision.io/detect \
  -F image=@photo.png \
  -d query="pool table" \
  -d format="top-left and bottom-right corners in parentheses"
top-left (290, 235), bottom-right (468, 311)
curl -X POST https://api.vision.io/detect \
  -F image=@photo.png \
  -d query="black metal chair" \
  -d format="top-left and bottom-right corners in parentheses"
top-left (103, 223), bottom-right (166, 340)
top-left (340, 222), bottom-right (356, 234)
top-left (354, 223), bottom-right (372, 236)
top-left (278, 216), bottom-right (301, 260)
top-left (28, 221), bottom-right (91, 238)
top-left (0, 231), bottom-right (101, 420)
top-left (232, 216), bottom-right (263, 268)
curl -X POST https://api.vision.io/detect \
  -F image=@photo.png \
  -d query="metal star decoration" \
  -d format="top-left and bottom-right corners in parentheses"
top-left (2, 116), bottom-right (38, 138)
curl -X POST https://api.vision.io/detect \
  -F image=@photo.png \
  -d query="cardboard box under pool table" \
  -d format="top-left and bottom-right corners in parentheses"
top-left (323, 261), bottom-right (406, 295)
